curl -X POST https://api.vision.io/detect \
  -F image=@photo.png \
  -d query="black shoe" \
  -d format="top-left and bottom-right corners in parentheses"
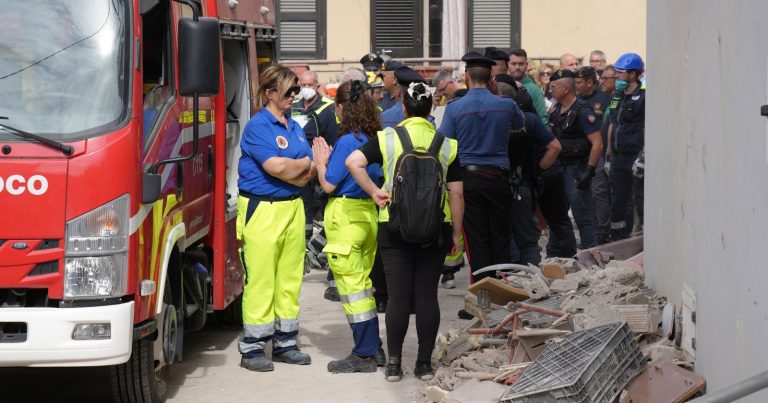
top-left (440, 272), bottom-right (456, 289)
top-left (375, 348), bottom-right (386, 367)
top-left (385, 364), bottom-right (403, 382)
top-left (458, 309), bottom-right (475, 320)
top-left (240, 356), bottom-right (274, 372)
top-left (324, 286), bottom-right (340, 302)
top-left (272, 350), bottom-right (311, 365)
top-left (414, 361), bottom-right (434, 381)
top-left (327, 354), bottom-right (377, 373)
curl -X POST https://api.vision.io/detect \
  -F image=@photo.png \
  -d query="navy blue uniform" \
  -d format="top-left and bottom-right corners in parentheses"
top-left (607, 85), bottom-right (645, 240)
top-left (380, 100), bottom-right (435, 129)
top-left (439, 88), bottom-right (524, 282)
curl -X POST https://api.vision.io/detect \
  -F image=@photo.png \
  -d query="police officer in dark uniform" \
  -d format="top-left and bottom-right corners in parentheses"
top-left (380, 66), bottom-right (435, 128)
top-left (484, 46), bottom-right (510, 77)
top-left (439, 52), bottom-right (525, 282)
top-left (548, 69), bottom-right (603, 250)
top-left (606, 53), bottom-right (645, 240)
top-left (495, 74), bottom-right (564, 264)
top-left (379, 59), bottom-right (405, 112)
top-left (360, 52), bottom-right (384, 73)
top-left (575, 66), bottom-right (612, 244)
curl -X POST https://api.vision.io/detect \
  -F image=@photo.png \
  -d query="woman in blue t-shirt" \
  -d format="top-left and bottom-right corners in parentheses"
top-left (312, 80), bottom-right (385, 373)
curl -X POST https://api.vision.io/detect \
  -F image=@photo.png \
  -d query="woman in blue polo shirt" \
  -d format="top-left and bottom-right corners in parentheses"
top-left (311, 80), bottom-right (384, 374)
top-left (236, 64), bottom-right (315, 372)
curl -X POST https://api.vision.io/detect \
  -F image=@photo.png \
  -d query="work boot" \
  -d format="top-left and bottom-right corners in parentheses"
top-left (414, 361), bottom-right (434, 381)
top-left (324, 286), bottom-right (340, 302)
top-left (272, 350), bottom-right (311, 365)
top-left (385, 357), bottom-right (403, 382)
top-left (240, 356), bottom-right (274, 372)
top-left (375, 348), bottom-right (386, 367)
top-left (327, 354), bottom-right (377, 373)
top-left (440, 273), bottom-right (456, 289)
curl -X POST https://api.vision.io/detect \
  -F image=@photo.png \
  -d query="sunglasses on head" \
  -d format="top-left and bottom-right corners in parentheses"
top-left (269, 85), bottom-right (301, 98)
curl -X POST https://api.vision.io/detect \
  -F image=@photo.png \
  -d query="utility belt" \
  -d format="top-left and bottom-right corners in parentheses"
top-left (462, 164), bottom-right (509, 180)
top-left (239, 189), bottom-right (301, 202)
top-left (330, 194), bottom-right (368, 200)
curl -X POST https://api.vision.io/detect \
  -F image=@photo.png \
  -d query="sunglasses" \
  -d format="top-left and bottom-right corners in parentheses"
top-left (269, 85), bottom-right (301, 98)
top-left (539, 71), bottom-right (552, 77)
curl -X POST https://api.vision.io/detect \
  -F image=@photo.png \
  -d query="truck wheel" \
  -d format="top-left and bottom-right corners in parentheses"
top-left (111, 279), bottom-right (174, 403)
top-left (216, 293), bottom-right (243, 326)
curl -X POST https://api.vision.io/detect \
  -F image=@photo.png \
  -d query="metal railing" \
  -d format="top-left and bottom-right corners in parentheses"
top-left (688, 370), bottom-right (768, 403)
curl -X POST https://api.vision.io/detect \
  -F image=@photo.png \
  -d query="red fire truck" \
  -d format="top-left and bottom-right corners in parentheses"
top-left (0, 0), bottom-right (277, 401)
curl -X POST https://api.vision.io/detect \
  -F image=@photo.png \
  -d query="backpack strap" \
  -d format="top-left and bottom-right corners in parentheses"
top-left (427, 132), bottom-right (445, 157)
top-left (394, 126), bottom-right (414, 153)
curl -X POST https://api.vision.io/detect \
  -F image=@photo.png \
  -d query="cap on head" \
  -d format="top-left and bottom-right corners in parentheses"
top-left (613, 53), bottom-right (645, 73)
top-left (484, 46), bottom-right (509, 61)
top-left (462, 51), bottom-right (496, 69)
top-left (550, 69), bottom-right (576, 81)
top-left (382, 59), bottom-right (405, 72)
top-left (360, 52), bottom-right (384, 71)
top-left (394, 66), bottom-right (426, 86)
top-left (494, 73), bottom-right (518, 90)
top-left (575, 66), bottom-right (597, 81)
top-left (366, 71), bottom-right (383, 88)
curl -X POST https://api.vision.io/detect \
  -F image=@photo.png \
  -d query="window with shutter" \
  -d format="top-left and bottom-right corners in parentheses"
top-left (467, 0), bottom-right (520, 52)
top-left (277, 0), bottom-right (326, 59)
top-left (371, 0), bottom-right (423, 58)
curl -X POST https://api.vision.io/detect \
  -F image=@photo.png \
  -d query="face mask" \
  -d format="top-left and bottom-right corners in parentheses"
top-left (615, 79), bottom-right (629, 92)
top-left (300, 87), bottom-right (317, 100)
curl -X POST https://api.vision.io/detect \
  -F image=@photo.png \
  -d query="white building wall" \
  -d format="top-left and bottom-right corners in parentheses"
top-left (646, 0), bottom-right (768, 399)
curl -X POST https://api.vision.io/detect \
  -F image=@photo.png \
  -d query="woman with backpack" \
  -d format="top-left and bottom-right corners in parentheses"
top-left (311, 80), bottom-right (386, 373)
top-left (346, 82), bottom-right (464, 382)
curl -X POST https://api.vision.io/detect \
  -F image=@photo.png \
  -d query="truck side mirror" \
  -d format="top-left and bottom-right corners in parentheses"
top-left (178, 17), bottom-right (220, 96)
top-left (143, 173), bottom-right (161, 204)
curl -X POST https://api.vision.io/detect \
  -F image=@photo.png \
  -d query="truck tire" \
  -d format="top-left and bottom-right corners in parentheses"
top-left (111, 337), bottom-right (167, 403)
top-left (111, 278), bottom-right (174, 403)
top-left (215, 293), bottom-right (243, 326)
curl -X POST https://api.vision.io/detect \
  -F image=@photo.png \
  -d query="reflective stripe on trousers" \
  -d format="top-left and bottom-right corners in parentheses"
top-left (236, 195), bottom-right (305, 355)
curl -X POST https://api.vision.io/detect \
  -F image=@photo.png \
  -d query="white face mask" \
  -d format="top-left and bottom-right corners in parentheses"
top-left (300, 87), bottom-right (317, 100)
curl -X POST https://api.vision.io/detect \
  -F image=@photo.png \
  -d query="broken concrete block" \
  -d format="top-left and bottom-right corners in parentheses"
top-left (448, 378), bottom-right (509, 403)
top-left (604, 260), bottom-right (644, 284)
top-left (641, 338), bottom-right (684, 364)
top-left (549, 278), bottom-right (580, 293)
top-left (541, 262), bottom-right (566, 279)
top-left (522, 273), bottom-right (551, 301)
top-left (424, 385), bottom-right (448, 402)
top-left (560, 294), bottom-right (588, 313)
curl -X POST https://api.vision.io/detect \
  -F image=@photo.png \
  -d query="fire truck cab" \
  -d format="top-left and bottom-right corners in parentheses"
top-left (0, 0), bottom-right (277, 401)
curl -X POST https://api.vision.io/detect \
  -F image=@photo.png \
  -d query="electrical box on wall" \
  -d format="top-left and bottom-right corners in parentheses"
top-left (681, 283), bottom-right (697, 359)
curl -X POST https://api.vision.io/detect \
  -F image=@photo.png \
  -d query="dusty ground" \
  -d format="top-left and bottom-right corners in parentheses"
top-left (0, 266), bottom-right (470, 403)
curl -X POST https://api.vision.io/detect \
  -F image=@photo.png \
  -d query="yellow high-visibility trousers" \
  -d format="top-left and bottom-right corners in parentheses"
top-left (236, 195), bottom-right (305, 357)
top-left (323, 197), bottom-right (381, 356)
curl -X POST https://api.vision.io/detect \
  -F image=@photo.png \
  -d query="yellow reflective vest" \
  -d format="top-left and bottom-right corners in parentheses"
top-left (377, 117), bottom-right (458, 223)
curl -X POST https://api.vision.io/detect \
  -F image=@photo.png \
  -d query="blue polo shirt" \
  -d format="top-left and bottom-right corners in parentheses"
top-left (324, 132), bottom-right (382, 198)
top-left (439, 88), bottom-right (524, 169)
top-left (380, 100), bottom-right (436, 129)
top-left (238, 108), bottom-right (312, 197)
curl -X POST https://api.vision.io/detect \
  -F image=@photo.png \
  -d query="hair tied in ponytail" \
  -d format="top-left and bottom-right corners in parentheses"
top-left (350, 80), bottom-right (366, 103)
top-left (407, 82), bottom-right (431, 101)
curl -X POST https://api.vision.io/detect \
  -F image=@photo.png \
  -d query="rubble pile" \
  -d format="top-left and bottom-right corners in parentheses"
top-left (423, 237), bottom-right (706, 403)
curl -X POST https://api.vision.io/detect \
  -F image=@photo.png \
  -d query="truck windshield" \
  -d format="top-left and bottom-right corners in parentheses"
top-left (0, 0), bottom-right (129, 141)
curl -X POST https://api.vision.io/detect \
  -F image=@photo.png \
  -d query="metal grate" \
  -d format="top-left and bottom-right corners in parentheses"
top-left (279, 21), bottom-right (317, 52)
top-left (502, 322), bottom-right (646, 403)
top-left (35, 240), bottom-right (59, 250)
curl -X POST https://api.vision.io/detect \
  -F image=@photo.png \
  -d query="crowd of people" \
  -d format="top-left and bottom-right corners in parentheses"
top-left (234, 47), bottom-right (647, 382)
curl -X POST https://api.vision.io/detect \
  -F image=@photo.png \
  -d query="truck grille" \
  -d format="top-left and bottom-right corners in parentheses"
top-left (27, 261), bottom-right (58, 277)
top-left (0, 289), bottom-right (48, 308)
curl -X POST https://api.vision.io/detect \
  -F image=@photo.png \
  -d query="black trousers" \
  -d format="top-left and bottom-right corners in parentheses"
top-left (535, 166), bottom-right (577, 258)
top-left (462, 170), bottom-right (513, 282)
top-left (609, 153), bottom-right (642, 240)
top-left (369, 250), bottom-right (387, 297)
top-left (592, 155), bottom-right (612, 244)
top-left (509, 183), bottom-right (542, 265)
top-left (378, 222), bottom-right (450, 362)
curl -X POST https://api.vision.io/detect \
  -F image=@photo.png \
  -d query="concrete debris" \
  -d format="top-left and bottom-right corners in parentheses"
top-left (448, 378), bottom-right (510, 403)
top-left (573, 304), bottom-right (661, 333)
top-left (641, 338), bottom-right (684, 364)
top-left (540, 257), bottom-right (586, 273)
top-left (521, 272), bottom-right (551, 301)
top-left (424, 385), bottom-right (449, 402)
top-left (549, 278), bottom-right (580, 293)
top-left (429, 367), bottom-right (464, 392)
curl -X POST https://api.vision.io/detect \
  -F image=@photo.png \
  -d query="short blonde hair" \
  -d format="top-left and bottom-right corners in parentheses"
top-left (256, 64), bottom-right (298, 108)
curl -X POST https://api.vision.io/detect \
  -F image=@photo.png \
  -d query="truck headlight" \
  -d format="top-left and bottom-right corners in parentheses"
top-left (64, 194), bottom-right (129, 299)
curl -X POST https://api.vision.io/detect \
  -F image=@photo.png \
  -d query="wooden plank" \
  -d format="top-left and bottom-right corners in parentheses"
top-left (468, 277), bottom-right (529, 305)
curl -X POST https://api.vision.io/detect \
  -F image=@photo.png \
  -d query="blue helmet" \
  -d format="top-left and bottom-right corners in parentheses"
top-left (614, 53), bottom-right (645, 73)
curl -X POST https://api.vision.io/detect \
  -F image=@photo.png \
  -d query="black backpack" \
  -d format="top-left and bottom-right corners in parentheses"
top-left (388, 126), bottom-right (446, 245)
